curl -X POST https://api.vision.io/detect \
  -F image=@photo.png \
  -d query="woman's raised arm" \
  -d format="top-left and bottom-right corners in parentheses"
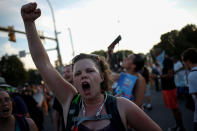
top-left (21, 2), bottom-right (77, 105)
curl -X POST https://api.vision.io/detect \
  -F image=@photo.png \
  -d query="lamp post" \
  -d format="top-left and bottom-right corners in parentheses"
top-left (46, 0), bottom-right (63, 71)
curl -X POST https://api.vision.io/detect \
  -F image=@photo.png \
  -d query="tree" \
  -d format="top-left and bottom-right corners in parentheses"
top-left (91, 49), bottom-right (133, 72)
top-left (0, 55), bottom-right (27, 86)
top-left (91, 50), bottom-right (106, 57)
top-left (26, 69), bottom-right (42, 85)
top-left (151, 24), bottom-right (197, 59)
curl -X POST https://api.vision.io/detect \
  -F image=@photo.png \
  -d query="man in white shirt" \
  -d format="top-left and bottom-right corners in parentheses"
top-left (173, 58), bottom-right (187, 99)
top-left (182, 48), bottom-right (197, 131)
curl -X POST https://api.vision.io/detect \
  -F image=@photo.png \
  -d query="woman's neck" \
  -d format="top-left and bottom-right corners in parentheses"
top-left (0, 115), bottom-right (14, 126)
top-left (126, 69), bottom-right (138, 76)
top-left (83, 93), bottom-right (104, 108)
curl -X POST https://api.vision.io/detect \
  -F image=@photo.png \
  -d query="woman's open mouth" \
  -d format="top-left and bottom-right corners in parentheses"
top-left (82, 82), bottom-right (91, 95)
top-left (1, 108), bottom-right (10, 113)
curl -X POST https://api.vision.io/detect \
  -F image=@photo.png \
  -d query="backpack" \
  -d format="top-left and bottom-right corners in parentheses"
top-left (15, 115), bottom-right (29, 131)
top-left (65, 94), bottom-right (126, 131)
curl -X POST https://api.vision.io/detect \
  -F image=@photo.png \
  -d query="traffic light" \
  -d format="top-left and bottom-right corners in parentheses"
top-left (55, 60), bottom-right (59, 68)
top-left (8, 26), bottom-right (16, 42)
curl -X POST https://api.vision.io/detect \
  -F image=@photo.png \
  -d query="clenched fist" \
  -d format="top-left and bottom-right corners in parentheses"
top-left (21, 2), bottom-right (41, 22)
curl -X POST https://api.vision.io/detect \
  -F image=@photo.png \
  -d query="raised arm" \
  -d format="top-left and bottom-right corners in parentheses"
top-left (21, 2), bottom-right (77, 105)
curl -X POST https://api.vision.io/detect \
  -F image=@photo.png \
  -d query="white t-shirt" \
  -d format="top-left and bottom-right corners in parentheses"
top-left (188, 67), bottom-right (197, 94)
top-left (173, 61), bottom-right (187, 87)
top-left (188, 66), bottom-right (197, 122)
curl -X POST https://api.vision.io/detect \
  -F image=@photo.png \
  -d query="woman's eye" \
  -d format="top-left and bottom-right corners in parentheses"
top-left (87, 69), bottom-right (94, 73)
top-left (74, 72), bottom-right (81, 76)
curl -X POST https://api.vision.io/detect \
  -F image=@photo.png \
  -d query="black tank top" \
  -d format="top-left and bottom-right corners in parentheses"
top-left (78, 122), bottom-right (118, 131)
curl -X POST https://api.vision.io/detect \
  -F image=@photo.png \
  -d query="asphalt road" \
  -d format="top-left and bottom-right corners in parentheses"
top-left (144, 90), bottom-right (193, 131)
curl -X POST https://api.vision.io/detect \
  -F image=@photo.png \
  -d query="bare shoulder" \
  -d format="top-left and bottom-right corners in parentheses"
top-left (116, 97), bottom-right (138, 128)
top-left (116, 97), bottom-right (139, 113)
top-left (116, 97), bottom-right (134, 106)
top-left (116, 97), bottom-right (162, 131)
top-left (135, 73), bottom-right (146, 89)
top-left (26, 118), bottom-right (38, 131)
top-left (136, 73), bottom-right (146, 82)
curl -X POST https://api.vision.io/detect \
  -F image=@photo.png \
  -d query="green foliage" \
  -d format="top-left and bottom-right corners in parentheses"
top-left (152, 24), bottom-right (197, 59)
top-left (0, 55), bottom-right (42, 87)
top-left (91, 50), bottom-right (107, 57)
top-left (91, 49), bottom-right (133, 63)
top-left (0, 55), bottom-right (27, 86)
top-left (26, 69), bottom-right (42, 85)
top-left (91, 49), bottom-right (133, 72)
top-left (111, 50), bottom-right (133, 65)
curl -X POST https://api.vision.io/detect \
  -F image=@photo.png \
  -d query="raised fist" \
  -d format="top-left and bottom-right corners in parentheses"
top-left (21, 2), bottom-right (41, 22)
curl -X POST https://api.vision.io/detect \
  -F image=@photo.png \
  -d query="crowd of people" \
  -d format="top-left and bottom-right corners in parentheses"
top-left (0, 2), bottom-right (197, 131)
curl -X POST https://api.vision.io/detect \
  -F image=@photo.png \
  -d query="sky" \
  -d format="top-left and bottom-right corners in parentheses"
top-left (0, 0), bottom-right (197, 69)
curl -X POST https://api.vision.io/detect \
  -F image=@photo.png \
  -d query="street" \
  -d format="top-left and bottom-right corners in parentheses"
top-left (144, 90), bottom-right (193, 131)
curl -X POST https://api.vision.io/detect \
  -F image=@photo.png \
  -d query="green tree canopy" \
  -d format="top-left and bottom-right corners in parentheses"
top-left (151, 24), bottom-right (197, 59)
top-left (91, 49), bottom-right (133, 72)
top-left (0, 55), bottom-right (27, 86)
top-left (91, 50), bottom-right (106, 57)
top-left (26, 69), bottom-right (42, 85)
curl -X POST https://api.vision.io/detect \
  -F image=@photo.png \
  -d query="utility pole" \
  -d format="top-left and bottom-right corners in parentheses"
top-left (46, 0), bottom-right (63, 72)
top-left (68, 28), bottom-right (75, 57)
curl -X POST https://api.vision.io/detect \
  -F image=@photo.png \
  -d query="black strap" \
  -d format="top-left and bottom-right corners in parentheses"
top-left (105, 95), bottom-right (126, 131)
top-left (15, 115), bottom-right (29, 131)
top-left (66, 94), bottom-right (126, 131)
top-left (65, 94), bottom-right (81, 131)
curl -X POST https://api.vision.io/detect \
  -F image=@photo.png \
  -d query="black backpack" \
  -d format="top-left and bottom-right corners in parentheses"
top-left (65, 94), bottom-right (126, 131)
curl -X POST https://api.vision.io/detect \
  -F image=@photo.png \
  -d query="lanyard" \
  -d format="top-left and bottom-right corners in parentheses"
top-left (72, 93), bottom-right (112, 130)
top-left (82, 93), bottom-right (107, 117)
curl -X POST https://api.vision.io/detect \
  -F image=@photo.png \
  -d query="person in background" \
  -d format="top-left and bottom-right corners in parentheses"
top-left (142, 65), bottom-right (152, 110)
top-left (63, 64), bottom-right (73, 84)
top-left (172, 57), bottom-right (187, 99)
top-left (108, 49), bottom-right (146, 108)
top-left (151, 62), bottom-right (161, 91)
top-left (155, 49), bottom-right (185, 131)
top-left (43, 84), bottom-right (53, 121)
top-left (53, 64), bottom-right (73, 131)
top-left (0, 88), bottom-right (38, 131)
top-left (181, 48), bottom-right (197, 131)
top-left (21, 84), bottom-right (44, 131)
top-left (23, 84), bottom-right (34, 96)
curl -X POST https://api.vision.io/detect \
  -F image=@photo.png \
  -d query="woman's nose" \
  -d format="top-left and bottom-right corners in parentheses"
top-left (81, 71), bottom-right (88, 79)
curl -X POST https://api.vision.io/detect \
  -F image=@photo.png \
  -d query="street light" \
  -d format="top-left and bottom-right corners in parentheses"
top-left (46, 0), bottom-right (63, 72)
